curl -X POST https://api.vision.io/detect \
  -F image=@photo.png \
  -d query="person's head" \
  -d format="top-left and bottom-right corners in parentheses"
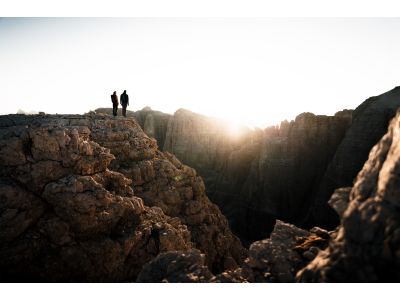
top-left (124, 90), bottom-right (126, 94)
top-left (113, 91), bottom-right (116, 95)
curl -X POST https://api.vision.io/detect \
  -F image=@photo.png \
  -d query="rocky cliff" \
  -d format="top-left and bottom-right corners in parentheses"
top-left (96, 107), bottom-right (171, 150)
top-left (0, 113), bottom-right (246, 282)
top-left (228, 111), bottom-right (352, 243)
top-left (158, 109), bottom-right (352, 243)
top-left (298, 109), bottom-right (400, 282)
top-left (95, 106), bottom-right (353, 244)
top-left (137, 105), bottom-right (400, 282)
top-left (310, 87), bottom-right (400, 229)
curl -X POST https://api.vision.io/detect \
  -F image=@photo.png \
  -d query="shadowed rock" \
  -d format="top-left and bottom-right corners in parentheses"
top-left (97, 107), bottom-right (352, 244)
top-left (298, 109), bottom-right (400, 282)
top-left (0, 113), bottom-right (246, 281)
top-left (136, 249), bottom-right (214, 283)
top-left (311, 87), bottom-right (400, 228)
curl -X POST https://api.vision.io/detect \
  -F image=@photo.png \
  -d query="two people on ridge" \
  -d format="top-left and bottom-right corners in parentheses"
top-left (111, 90), bottom-right (129, 117)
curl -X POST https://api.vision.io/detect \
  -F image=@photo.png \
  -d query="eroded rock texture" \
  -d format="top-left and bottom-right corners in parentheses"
top-left (232, 111), bottom-right (352, 243)
top-left (97, 107), bottom-right (352, 244)
top-left (228, 220), bottom-right (330, 283)
top-left (298, 110), bottom-right (400, 282)
top-left (311, 87), bottom-right (400, 228)
top-left (136, 249), bottom-right (214, 283)
top-left (0, 113), bottom-right (245, 281)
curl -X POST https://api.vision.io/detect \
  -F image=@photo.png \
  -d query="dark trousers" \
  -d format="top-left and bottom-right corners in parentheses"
top-left (122, 105), bottom-right (127, 117)
top-left (112, 104), bottom-right (118, 116)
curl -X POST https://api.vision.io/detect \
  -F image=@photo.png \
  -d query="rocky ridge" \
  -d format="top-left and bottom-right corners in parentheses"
top-left (298, 109), bottom-right (400, 282)
top-left (0, 113), bottom-right (246, 281)
top-left (311, 87), bottom-right (400, 228)
top-left (97, 106), bottom-right (352, 243)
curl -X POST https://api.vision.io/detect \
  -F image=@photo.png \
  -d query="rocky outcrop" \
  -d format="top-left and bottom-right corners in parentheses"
top-left (163, 109), bottom-right (252, 194)
top-left (0, 113), bottom-right (246, 281)
top-left (136, 249), bottom-right (214, 283)
top-left (135, 220), bottom-right (331, 283)
top-left (0, 115), bottom-right (191, 282)
top-left (229, 220), bottom-right (330, 283)
top-left (298, 109), bottom-right (400, 282)
top-left (230, 111), bottom-right (352, 243)
top-left (311, 87), bottom-right (400, 228)
top-left (95, 107), bottom-right (171, 149)
top-left (96, 107), bottom-right (352, 244)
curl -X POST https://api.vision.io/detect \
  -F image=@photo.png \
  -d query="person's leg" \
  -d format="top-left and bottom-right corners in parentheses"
top-left (113, 104), bottom-right (117, 116)
top-left (122, 105), bottom-right (127, 117)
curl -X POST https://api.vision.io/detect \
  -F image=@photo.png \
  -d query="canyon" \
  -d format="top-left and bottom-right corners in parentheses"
top-left (98, 87), bottom-right (400, 244)
top-left (2, 87), bottom-right (400, 282)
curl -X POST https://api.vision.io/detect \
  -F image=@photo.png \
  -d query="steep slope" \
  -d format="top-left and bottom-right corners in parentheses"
top-left (227, 111), bottom-right (352, 242)
top-left (0, 115), bottom-right (191, 282)
top-left (311, 87), bottom-right (400, 229)
top-left (0, 113), bottom-right (246, 281)
top-left (96, 106), bottom-right (352, 244)
top-left (299, 109), bottom-right (400, 282)
top-left (95, 107), bottom-right (170, 149)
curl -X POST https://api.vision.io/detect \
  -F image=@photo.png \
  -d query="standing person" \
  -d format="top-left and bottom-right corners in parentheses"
top-left (111, 91), bottom-right (119, 116)
top-left (120, 90), bottom-right (129, 117)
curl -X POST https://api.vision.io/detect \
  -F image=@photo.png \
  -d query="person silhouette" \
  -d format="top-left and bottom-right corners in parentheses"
top-left (120, 90), bottom-right (129, 117)
top-left (111, 91), bottom-right (118, 116)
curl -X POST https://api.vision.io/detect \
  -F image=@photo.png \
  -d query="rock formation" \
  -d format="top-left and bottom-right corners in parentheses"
top-left (298, 109), bottom-right (400, 282)
top-left (230, 111), bottom-right (352, 243)
top-left (0, 113), bottom-right (246, 281)
top-left (136, 249), bottom-right (214, 283)
top-left (311, 87), bottom-right (400, 229)
top-left (96, 107), bottom-right (353, 244)
top-left (136, 220), bottom-right (331, 283)
top-left (96, 107), bottom-right (171, 150)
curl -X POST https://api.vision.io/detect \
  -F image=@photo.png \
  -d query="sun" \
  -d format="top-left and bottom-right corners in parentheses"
top-left (227, 120), bottom-right (244, 137)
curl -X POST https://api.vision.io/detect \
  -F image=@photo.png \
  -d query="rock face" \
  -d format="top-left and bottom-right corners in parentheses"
top-left (0, 113), bottom-right (245, 281)
top-left (136, 249), bottom-right (214, 283)
top-left (135, 220), bottom-right (331, 283)
top-left (230, 111), bottom-right (352, 243)
top-left (96, 107), bottom-right (352, 244)
top-left (298, 110), bottom-right (400, 282)
top-left (233, 220), bottom-right (330, 283)
top-left (163, 109), bottom-right (246, 186)
top-left (311, 87), bottom-right (400, 229)
top-left (96, 107), bottom-right (170, 150)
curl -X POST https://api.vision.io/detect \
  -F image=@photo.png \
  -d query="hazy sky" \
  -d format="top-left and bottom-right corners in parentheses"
top-left (1, 18), bottom-right (400, 127)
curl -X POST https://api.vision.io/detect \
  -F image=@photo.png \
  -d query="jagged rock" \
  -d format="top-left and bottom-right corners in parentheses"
top-left (84, 114), bottom-right (247, 272)
top-left (328, 187), bottom-right (351, 218)
top-left (95, 107), bottom-right (171, 150)
top-left (99, 107), bottom-right (351, 245)
top-left (0, 113), bottom-right (245, 281)
top-left (298, 110), bottom-right (400, 282)
top-left (230, 112), bottom-right (352, 243)
top-left (136, 249), bottom-right (214, 283)
top-left (232, 220), bottom-right (330, 282)
top-left (0, 118), bottom-right (192, 282)
top-left (96, 106), bottom-right (357, 244)
top-left (311, 87), bottom-right (400, 228)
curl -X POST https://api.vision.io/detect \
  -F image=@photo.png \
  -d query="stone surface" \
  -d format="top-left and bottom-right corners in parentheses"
top-left (0, 116), bottom-right (192, 281)
top-left (327, 187), bottom-right (351, 218)
top-left (298, 110), bottom-right (400, 282)
top-left (136, 249), bottom-right (214, 283)
top-left (228, 220), bottom-right (331, 283)
top-left (0, 113), bottom-right (246, 281)
top-left (311, 87), bottom-right (400, 228)
top-left (97, 107), bottom-right (352, 244)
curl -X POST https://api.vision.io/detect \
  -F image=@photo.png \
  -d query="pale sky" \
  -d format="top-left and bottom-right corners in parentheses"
top-left (1, 18), bottom-right (400, 128)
